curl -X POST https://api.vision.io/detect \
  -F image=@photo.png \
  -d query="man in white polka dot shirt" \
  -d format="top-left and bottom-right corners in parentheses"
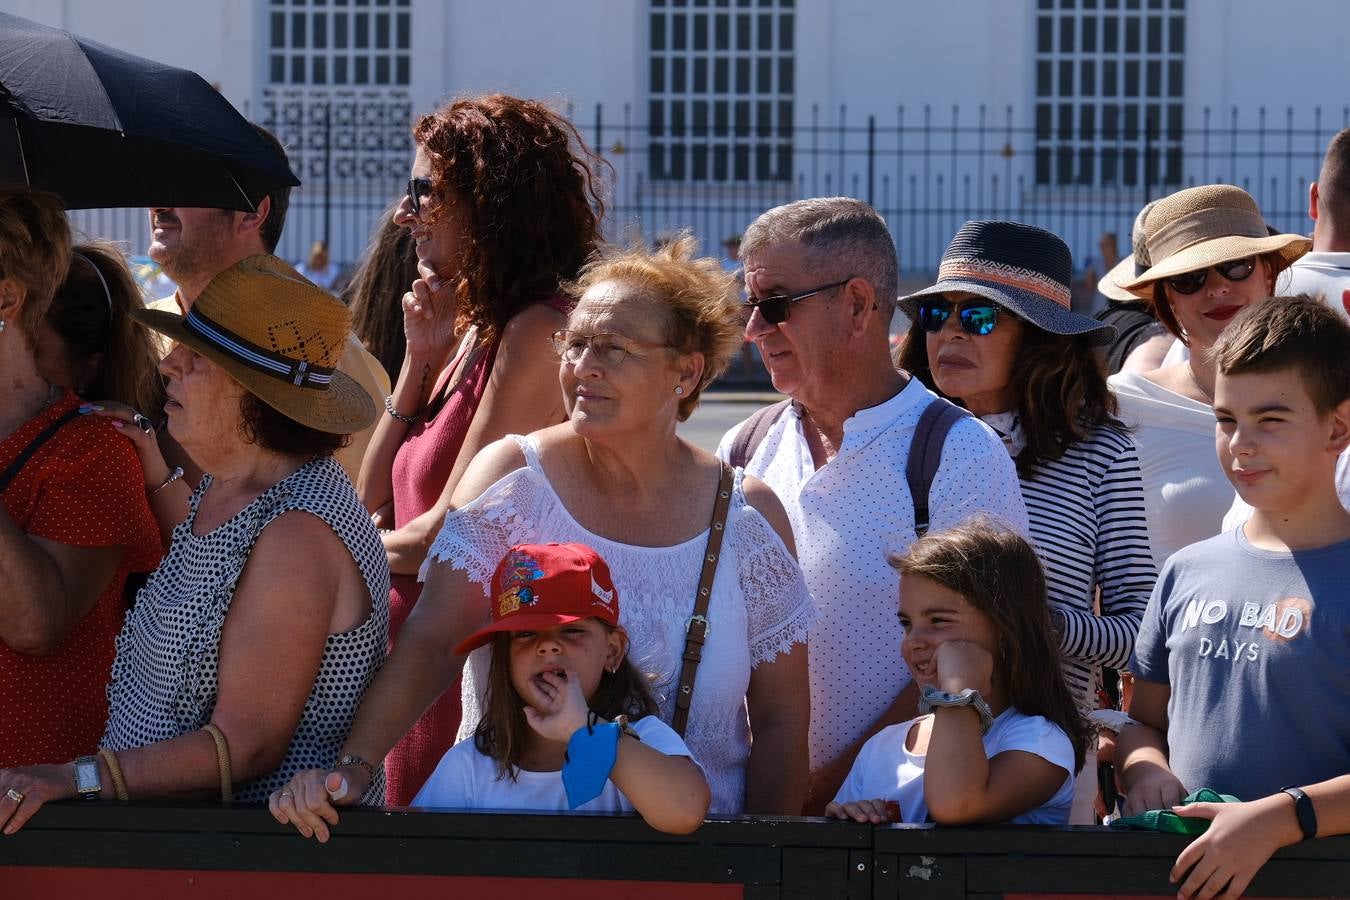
top-left (717, 198), bottom-right (1029, 813)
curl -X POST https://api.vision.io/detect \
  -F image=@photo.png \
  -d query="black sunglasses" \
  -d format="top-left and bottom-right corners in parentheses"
top-left (916, 298), bottom-right (1001, 336)
top-left (742, 278), bottom-right (851, 325)
top-left (1164, 257), bottom-right (1257, 295)
top-left (407, 177), bottom-right (434, 216)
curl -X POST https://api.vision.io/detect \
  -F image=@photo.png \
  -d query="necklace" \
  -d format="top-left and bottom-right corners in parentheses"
top-left (1187, 363), bottom-right (1215, 406)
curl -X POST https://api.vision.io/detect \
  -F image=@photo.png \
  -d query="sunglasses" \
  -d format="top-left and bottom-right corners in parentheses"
top-left (916, 299), bottom-right (1001, 336)
top-left (1163, 257), bottom-right (1257, 295)
top-left (741, 278), bottom-right (851, 325)
top-left (407, 177), bottom-right (434, 216)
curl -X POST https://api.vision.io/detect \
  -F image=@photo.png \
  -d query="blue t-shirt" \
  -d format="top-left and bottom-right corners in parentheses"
top-left (1130, 527), bottom-right (1350, 801)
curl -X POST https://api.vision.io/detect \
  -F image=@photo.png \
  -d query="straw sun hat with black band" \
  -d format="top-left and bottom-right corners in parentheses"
top-left (1120, 184), bottom-right (1309, 298)
top-left (131, 254), bottom-right (376, 434)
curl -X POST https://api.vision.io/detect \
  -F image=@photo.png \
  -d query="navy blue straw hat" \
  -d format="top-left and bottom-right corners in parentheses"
top-left (899, 221), bottom-right (1116, 346)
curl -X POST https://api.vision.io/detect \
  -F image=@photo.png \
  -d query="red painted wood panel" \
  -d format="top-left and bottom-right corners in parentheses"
top-left (6, 867), bottom-right (744, 900)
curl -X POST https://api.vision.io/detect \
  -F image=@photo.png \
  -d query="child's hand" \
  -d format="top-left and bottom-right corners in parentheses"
top-left (823, 798), bottom-right (897, 824)
top-left (522, 667), bottom-right (591, 743)
top-left (933, 640), bottom-right (994, 696)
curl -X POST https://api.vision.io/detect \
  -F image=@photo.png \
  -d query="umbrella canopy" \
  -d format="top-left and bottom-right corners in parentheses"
top-left (0, 12), bottom-right (298, 211)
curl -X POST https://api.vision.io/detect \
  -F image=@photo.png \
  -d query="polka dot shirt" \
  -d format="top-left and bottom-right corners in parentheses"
top-left (0, 389), bottom-right (163, 767)
top-left (718, 377), bottom-right (1029, 770)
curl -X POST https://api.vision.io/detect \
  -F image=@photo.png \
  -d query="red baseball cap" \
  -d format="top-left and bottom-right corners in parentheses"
top-left (453, 542), bottom-right (621, 655)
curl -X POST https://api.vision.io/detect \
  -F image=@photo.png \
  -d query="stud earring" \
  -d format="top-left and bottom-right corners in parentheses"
top-left (674, 385), bottom-right (684, 396)
top-left (0, 318), bottom-right (6, 332)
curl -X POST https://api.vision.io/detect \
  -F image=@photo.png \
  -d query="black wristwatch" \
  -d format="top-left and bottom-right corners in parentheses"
top-left (1281, 786), bottom-right (1319, 841)
top-left (73, 755), bottom-right (102, 802)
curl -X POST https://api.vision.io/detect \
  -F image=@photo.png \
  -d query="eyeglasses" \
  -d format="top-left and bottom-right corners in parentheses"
top-left (741, 278), bottom-right (852, 325)
top-left (1164, 257), bottom-right (1257, 295)
top-left (916, 298), bottom-right (1002, 336)
top-left (549, 330), bottom-right (669, 367)
top-left (407, 177), bottom-right (434, 216)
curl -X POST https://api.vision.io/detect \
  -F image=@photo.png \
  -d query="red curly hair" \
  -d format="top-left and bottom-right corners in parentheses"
top-left (412, 94), bottom-right (606, 341)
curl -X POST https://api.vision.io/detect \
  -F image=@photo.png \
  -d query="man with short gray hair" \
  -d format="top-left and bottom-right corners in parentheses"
top-left (717, 197), bottom-right (1027, 812)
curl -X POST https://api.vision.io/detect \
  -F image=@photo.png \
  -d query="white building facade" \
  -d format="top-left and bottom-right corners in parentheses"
top-left (5, 0), bottom-right (1348, 277)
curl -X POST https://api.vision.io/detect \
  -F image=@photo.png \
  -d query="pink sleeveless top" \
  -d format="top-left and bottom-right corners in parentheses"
top-left (384, 294), bottom-right (569, 805)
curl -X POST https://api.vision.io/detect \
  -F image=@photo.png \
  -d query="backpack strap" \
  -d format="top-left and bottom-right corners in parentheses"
top-left (727, 399), bottom-right (792, 470)
top-left (906, 397), bottom-right (972, 537)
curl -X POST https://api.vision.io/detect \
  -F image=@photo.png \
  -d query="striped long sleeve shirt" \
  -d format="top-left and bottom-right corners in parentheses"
top-left (1019, 424), bottom-right (1158, 716)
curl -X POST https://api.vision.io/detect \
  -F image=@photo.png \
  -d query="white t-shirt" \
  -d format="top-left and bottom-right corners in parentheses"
top-left (833, 708), bottom-right (1075, 825)
top-left (411, 716), bottom-right (696, 812)
top-left (1109, 370), bottom-right (1230, 571)
top-left (716, 377), bottom-right (1028, 770)
top-left (1285, 251), bottom-right (1350, 320)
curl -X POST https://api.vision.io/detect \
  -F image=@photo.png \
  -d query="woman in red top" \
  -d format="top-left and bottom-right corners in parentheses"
top-left (0, 189), bottom-right (162, 767)
top-left (356, 95), bottom-right (604, 804)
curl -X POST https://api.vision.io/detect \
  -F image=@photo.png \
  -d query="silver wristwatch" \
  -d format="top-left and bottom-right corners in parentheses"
top-left (73, 755), bottom-right (102, 801)
top-left (918, 685), bottom-right (995, 735)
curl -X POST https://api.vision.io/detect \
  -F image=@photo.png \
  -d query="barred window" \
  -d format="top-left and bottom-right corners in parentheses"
top-left (267, 0), bottom-right (411, 88)
top-left (1034, 0), bottom-right (1185, 188)
top-left (648, 0), bottom-right (795, 183)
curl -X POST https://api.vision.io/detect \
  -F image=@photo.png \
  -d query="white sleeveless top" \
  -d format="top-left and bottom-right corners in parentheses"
top-left (422, 434), bottom-right (816, 813)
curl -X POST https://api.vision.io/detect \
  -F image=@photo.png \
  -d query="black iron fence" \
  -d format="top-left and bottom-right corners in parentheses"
top-left (69, 99), bottom-right (1349, 287)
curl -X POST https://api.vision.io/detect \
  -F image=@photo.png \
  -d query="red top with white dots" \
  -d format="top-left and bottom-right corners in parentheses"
top-left (0, 390), bottom-right (163, 767)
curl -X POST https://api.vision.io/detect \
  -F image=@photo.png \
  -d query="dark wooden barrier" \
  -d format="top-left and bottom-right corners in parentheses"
top-left (1, 805), bottom-right (1346, 899)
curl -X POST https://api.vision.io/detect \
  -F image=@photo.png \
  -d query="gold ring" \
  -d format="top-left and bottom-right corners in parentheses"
top-left (5, 788), bottom-right (22, 803)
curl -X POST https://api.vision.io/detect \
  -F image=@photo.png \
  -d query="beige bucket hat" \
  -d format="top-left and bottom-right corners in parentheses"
top-left (131, 254), bottom-right (376, 434)
top-left (1120, 184), bottom-right (1309, 298)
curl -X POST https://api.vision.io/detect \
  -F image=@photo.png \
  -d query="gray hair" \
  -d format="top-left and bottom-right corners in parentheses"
top-left (740, 197), bottom-right (899, 315)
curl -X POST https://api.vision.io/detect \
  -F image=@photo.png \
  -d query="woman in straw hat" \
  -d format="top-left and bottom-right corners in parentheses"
top-left (1108, 184), bottom-right (1309, 569)
top-left (896, 220), bottom-right (1156, 823)
top-left (0, 255), bottom-right (391, 832)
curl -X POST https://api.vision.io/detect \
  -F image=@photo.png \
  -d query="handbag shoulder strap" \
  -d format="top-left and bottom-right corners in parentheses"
top-left (0, 407), bottom-right (82, 495)
top-left (671, 462), bottom-right (735, 738)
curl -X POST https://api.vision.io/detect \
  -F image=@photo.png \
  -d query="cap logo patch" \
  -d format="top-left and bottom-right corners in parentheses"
top-left (591, 574), bottom-right (615, 609)
top-left (496, 549), bottom-right (546, 617)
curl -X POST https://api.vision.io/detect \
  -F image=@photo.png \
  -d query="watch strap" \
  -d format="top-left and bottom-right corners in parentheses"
top-left (918, 685), bottom-right (995, 735)
top-left (1281, 786), bottom-right (1318, 841)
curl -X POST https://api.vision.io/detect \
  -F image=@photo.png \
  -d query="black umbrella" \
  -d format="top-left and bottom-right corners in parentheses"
top-left (0, 12), bottom-right (298, 211)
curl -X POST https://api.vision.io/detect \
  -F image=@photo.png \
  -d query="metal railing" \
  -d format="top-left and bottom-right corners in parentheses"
top-left (69, 101), bottom-right (1348, 284)
top-left (3, 803), bottom-right (1348, 898)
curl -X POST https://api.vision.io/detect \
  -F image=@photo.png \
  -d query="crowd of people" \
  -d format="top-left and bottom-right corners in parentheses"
top-left (0, 94), bottom-right (1346, 900)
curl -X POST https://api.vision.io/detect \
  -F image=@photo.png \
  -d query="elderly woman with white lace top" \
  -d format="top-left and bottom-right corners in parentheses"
top-left (271, 236), bottom-right (812, 836)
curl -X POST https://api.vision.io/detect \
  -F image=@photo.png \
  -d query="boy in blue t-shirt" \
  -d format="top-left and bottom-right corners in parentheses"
top-left (1117, 296), bottom-right (1350, 898)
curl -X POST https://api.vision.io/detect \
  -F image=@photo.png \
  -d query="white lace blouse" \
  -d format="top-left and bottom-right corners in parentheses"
top-left (422, 434), bottom-right (816, 813)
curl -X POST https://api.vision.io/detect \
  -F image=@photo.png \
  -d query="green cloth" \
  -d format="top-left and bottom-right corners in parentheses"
top-left (1111, 788), bottom-right (1242, 834)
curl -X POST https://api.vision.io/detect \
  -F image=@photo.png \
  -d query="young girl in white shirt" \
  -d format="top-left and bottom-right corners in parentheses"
top-left (827, 519), bottom-right (1089, 825)
top-left (412, 542), bottom-right (711, 834)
